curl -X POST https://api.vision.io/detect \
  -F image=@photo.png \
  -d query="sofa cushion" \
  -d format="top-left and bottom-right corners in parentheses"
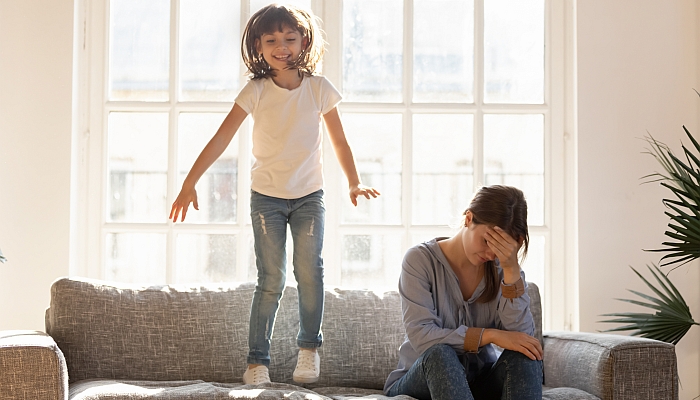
top-left (69, 380), bottom-right (328, 400)
top-left (544, 332), bottom-right (677, 399)
top-left (46, 277), bottom-right (543, 391)
top-left (542, 386), bottom-right (601, 400)
top-left (68, 380), bottom-right (417, 399)
top-left (68, 380), bottom-right (597, 400)
top-left (45, 278), bottom-right (407, 389)
top-left (306, 288), bottom-right (405, 390)
top-left (46, 278), bottom-right (254, 384)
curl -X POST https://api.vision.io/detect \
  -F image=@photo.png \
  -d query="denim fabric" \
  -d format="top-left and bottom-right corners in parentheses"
top-left (247, 189), bottom-right (325, 366)
top-left (470, 349), bottom-right (542, 400)
top-left (387, 344), bottom-right (470, 400)
top-left (387, 344), bottom-right (542, 400)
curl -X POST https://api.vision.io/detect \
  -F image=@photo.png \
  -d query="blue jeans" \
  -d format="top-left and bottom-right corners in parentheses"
top-left (247, 189), bottom-right (325, 366)
top-left (387, 344), bottom-right (543, 400)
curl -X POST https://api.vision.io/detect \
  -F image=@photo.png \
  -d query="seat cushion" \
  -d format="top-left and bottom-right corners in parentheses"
top-left (543, 386), bottom-right (601, 400)
top-left (68, 380), bottom-right (417, 400)
top-left (69, 380), bottom-right (598, 400)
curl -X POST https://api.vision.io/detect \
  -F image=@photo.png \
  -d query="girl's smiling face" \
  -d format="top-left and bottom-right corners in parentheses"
top-left (257, 26), bottom-right (306, 70)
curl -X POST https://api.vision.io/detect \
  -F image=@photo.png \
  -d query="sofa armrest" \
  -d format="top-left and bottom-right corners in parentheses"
top-left (544, 331), bottom-right (677, 400)
top-left (0, 330), bottom-right (68, 400)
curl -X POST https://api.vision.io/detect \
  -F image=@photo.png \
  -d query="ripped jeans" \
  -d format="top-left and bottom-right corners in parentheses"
top-left (247, 189), bottom-right (325, 366)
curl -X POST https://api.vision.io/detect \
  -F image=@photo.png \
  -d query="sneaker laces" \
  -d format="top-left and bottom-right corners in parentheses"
top-left (297, 349), bottom-right (318, 372)
top-left (246, 365), bottom-right (270, 385)
top-left (252, 367), bottom-right (270, 384)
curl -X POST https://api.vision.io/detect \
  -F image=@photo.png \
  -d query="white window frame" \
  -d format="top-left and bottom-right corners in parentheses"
top-left (72, 0), bottom-right (577, 331)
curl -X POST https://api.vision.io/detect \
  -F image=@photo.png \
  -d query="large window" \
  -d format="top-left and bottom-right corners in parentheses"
top-left (75, 0), bottom-right (574, 329)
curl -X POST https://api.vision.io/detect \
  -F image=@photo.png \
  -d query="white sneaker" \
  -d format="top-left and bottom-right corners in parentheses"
top-left (293, 348), bottom-right (320, 383)
top-left (242, 365), bottom-right (271, 385)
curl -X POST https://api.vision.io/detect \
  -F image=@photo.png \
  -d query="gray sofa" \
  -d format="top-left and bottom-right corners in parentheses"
top-left (0, 277), bottom-right (678, 399)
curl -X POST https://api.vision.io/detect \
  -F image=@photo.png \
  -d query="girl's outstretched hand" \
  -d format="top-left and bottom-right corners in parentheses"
top-left (170, 186), bottom-right (199, 222)
top-left (483, 329), bottom-right (543, 361)
top-left (349, 184), bottom-right (381, 206)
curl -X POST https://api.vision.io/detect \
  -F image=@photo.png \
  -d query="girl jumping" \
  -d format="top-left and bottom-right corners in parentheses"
top-left (170, 3), bottom-right (380, 386)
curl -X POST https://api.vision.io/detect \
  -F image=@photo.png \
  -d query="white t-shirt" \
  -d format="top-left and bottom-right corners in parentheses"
top-left (235, 75), bottom-right (342, 199)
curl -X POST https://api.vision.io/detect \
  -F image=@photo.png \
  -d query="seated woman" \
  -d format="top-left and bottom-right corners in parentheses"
top-left (384, 185), bottom-right (543, 400)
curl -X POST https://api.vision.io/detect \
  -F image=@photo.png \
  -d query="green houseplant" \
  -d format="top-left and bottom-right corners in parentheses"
top-left (600, 91), bottom-right (700, 345)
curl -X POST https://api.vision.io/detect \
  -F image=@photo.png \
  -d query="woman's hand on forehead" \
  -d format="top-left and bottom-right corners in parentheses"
top-left (484, 226), bottom-right (521, 271)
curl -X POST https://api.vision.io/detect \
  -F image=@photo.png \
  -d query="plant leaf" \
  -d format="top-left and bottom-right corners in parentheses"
top-left (599, 265), bottom-right (697, 344)
top-left (642, 129), bottom-right (700, 269)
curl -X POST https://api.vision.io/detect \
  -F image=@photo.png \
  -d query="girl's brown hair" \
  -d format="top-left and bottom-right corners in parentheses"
top-left (241, 4), bottom-right (325, 79)
top-left (466, 185), bottom-right (529, 303)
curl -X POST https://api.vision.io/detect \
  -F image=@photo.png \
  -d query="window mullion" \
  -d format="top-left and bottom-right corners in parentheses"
top-left (84, 0), bottom-right (109, 279)
top-left (474, 0), bottom-right (485, 188)
top-left (402, 0), bottom-right (413, 246)
top-left (403, 0), bottom-right (413, 107)
top-left (165, 0), bottom-right (180, 283)
top-left (319, 0), bottom-right (343, 287)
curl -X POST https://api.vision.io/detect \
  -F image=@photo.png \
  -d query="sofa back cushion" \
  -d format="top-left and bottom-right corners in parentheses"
top-left (46, 278), bottom-right (254, 384)
top-left (45, 277), bottom-right (542, 389)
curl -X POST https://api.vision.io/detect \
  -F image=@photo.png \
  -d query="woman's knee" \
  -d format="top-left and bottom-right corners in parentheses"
top-left (422, 344), bottom-right (460, 366)
top-left (499, 349), bottom-right (543, 380)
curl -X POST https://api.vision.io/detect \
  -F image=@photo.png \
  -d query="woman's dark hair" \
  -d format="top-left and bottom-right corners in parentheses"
top-left (466, 185), bottom-right (529, 303)
top-left (241, 4), bottom-right (325, 79)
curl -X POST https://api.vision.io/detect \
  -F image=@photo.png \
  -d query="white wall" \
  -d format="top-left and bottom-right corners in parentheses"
top-left (0, 1), bottom-right (73, 330)
top-left (577, 1), bottom-right (700, 398)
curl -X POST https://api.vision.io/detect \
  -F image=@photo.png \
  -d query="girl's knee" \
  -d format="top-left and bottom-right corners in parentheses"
top-left (294, 264), bottom-right (324, 286)
top-left (257, 270), bottom-right (286, 294)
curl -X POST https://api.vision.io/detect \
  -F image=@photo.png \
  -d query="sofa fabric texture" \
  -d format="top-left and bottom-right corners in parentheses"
top-left (0, 330), bottom-right (68, 400)
top-left (45, 279), bottom-right (407, 389)
top-left (0, 277), bottom-right (677, 399)
top-left (544, 332), bottom-right (678, 399)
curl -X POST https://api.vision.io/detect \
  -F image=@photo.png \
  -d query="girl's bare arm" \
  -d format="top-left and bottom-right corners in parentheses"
top-left (170, 103), bottom-right (248, 222)
top-left (323, 107), bottom-right (381, 206)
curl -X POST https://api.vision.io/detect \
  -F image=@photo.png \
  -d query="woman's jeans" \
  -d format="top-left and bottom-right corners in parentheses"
top-left (247, 189), bottom-right (325, 366)
top-left (387, 344), bottom-right (543, 400)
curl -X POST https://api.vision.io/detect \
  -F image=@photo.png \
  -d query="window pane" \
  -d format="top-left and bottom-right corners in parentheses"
top-left (175, 234), bottom-right (237, 283)
top-left (250, 0), bottom-right (311, 14)
top-left (341, 114), bottom-right (402, 225)
top-left (109, 0), bottom-right (169, 101)
top-left (108, 113), bottom-right (169, 223)
top-left (413, 114), bottom-right (473, 225)
top-left (179, 0), bottom-right (241, 101)
top-left (178, 113), bottom-right (238, 223)
top-left (341, 234), bottom-right (402, 290)
top-left (483, 114), bottom-right (544, 225)
top-left (343, 0), bottom-right (403, 102)
top-left (106, 233), bottom-right (166, 283)
top-left (484, 0), bottom-right (544, 104)
top-left (413, 0), bottom-right (474, 103)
